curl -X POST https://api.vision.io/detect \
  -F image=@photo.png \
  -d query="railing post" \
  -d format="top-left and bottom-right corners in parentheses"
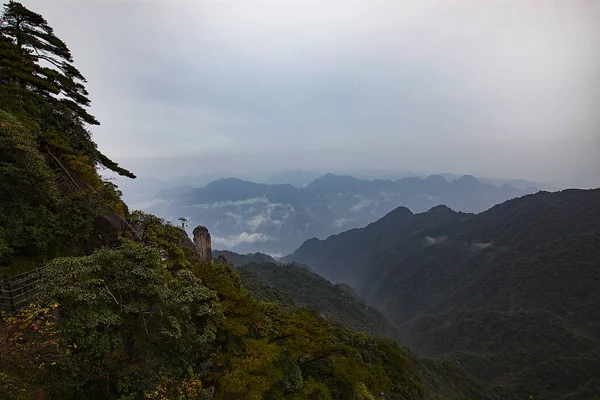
top-left (7, 281), bottom-right (14, 314)
top-left (0, 279), bottom-right (4, 316)
top-left (0, 266), bottom-right (46, 315)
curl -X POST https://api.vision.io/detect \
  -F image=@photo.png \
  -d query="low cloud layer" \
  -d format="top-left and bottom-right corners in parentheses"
top-left (425, 236), bottom-right (447, 246)
top-left (185, 197), bottom-right (271, 209)
top-left (213, 232), bottom-right (276, 248)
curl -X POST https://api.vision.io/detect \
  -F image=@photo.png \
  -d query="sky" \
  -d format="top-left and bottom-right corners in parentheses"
top-left (21, 0), bottom-right (600, 188)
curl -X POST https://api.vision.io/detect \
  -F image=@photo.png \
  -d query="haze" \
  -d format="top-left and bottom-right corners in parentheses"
top-left (23, 0), bottom-right (600, 189)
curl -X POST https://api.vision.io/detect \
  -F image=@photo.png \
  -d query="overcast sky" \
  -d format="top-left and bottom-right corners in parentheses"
top-left (22, 0), bottom-right (600, 188)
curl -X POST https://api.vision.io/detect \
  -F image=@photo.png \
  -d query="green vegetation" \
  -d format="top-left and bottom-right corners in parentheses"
top-left (212, 250), bottom-right (277, 267)
top-left (191, 260), bottom-right (429, 400)
top-left (35, 242), bottom-right (221, 399)
top-left (291, 188), bottom-right (600, 399)
top-left (238, 261), bottom-right (400, 341)
top-left (1, 228), bottom-right (433, 399)
top-left (364, 190), bottom-right (600, 399)
top-left (287, 205), bottom-right (463, 287)
top-left (0, 1), bottom-right (132, 276)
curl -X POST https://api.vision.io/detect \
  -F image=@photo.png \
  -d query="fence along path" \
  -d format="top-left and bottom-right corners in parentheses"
top-left (0, 267), bottom-right (45, 315)
top-left (0, 218), bottom-right (140, 316)
top-left (0, 159), bottom-right (142, 317)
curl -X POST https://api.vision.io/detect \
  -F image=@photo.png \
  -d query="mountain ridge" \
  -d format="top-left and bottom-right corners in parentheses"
top-left (286, 188), bottom-right (600, 399)
top-left (284, 203), bottom-right (467, 286)
top-left (145, 173), bottom-right (536, 255)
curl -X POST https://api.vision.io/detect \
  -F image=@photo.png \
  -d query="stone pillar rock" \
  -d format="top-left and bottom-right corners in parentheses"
top-left (193, 225), bottom-right (212, 262)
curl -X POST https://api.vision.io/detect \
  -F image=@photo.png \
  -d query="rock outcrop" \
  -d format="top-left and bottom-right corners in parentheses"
top-left (176, 228), bottom-right (194, 249)
top-left (216, 254), bottom-right (231, 266)
top-left (193, 225), bottom-right (212, 262)
top-left (84, 213), bottom-right (128, 254)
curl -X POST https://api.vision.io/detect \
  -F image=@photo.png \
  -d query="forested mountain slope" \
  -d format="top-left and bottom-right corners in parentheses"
top-left (285, 204), bottom-right (466, 286)
top-left (226, 258), bottom-right (510, 399)
top-left (212, 249), bottom-right (277, 266)
top-left (288, 189), bottom-right (600, 399)
top-left (237, 261), bottom-right (400, 340)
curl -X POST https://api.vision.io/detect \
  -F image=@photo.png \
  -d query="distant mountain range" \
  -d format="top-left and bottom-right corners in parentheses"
top-left (143, 173), bottom-right (538, 255)
top-left (286, 188), bottom-right (600, 399)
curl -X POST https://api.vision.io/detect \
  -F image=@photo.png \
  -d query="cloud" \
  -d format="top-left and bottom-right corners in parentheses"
top-left (246, 215), bottom-right (266, 230)
top-left (213, 232), bottom-right (276, 248)
top-left (349, 198), bottom-right (377, 212)
top-left (185, 197), bottom-right (271, 209)
top-left (333, 218), bottom-right (357, 229)
top-left (425, 236), bottom-right (447, 245)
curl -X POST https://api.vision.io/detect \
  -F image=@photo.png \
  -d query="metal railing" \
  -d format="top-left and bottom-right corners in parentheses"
top-left (0, 267), bottom-right (45, 315)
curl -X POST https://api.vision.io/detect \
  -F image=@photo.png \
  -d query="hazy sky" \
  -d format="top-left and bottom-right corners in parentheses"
top-left (22, 0), bottom-right (600, 187)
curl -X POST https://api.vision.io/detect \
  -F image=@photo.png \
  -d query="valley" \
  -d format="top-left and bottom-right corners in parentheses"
top-left (144, 173), bottom-right (537, 256)
top-left (285, 188), bottom-right (600, 399)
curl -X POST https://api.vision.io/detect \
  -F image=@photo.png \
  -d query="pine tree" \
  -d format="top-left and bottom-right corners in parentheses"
top-left (0, 1), bottom-right (97, 124)
top-left (0, 2), bottom-right (136, 269)
top-left (0, 34), bottom-right (55, 92)
top-left (0, 1), bottom-right (135, 179)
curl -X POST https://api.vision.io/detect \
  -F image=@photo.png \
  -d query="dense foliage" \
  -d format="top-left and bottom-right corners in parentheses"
top-left (0, 1), bottom-right (133, 275)
top-left (291, 189), bottom-right (600, 399)
top-left (212, 250), bottom-right (277, 267)
top-left (237, 261), bottom-right (400, 341)
top-left (286, 205), bottom-right (463, 286)
top-left (40, 242), bottom-right (220, 399)
top-left (193, 259), bottom-right (431, 400)
top-left (1, 236), bottom-right (436, 399)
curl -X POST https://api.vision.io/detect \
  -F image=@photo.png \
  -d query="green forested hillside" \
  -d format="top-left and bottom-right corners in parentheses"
top-left (236, 262), bottom-right (517, 399)
top-left (237, 261), bottom-right (400, 340)
top-left (285, 205), bottom-right (464, 287)
top-left (289, 189), bottom-right (600, 399)
top-left (212, 250), bottom-right (277, 267)
top-left (361, 189), bottom-right (600, 399)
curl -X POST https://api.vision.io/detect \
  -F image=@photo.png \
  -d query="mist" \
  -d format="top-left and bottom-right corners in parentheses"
top-left (23, 0), bottom-right (600, 189)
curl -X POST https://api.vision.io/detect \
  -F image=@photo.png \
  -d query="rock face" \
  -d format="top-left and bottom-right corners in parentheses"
top-left (85, 213), bottom-right (129, 254)
top-left (176, 228), bottom-right (196, 253)
top-left (193, 225), bottom-right (212, 262)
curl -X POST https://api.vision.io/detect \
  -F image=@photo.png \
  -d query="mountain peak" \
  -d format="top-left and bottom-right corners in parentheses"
top-left (387, 205), bottom-right (413, 218)
top-left (306, 173), bottom-right (363, 192)
top-left (423, 174), bottom-right (448, 185)
top-left (426, 204), bottom-right (456, 215)
top-left (455, 174), bottom-right (482, 188)
top-left (204, 177), bottom-right (252, 188)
